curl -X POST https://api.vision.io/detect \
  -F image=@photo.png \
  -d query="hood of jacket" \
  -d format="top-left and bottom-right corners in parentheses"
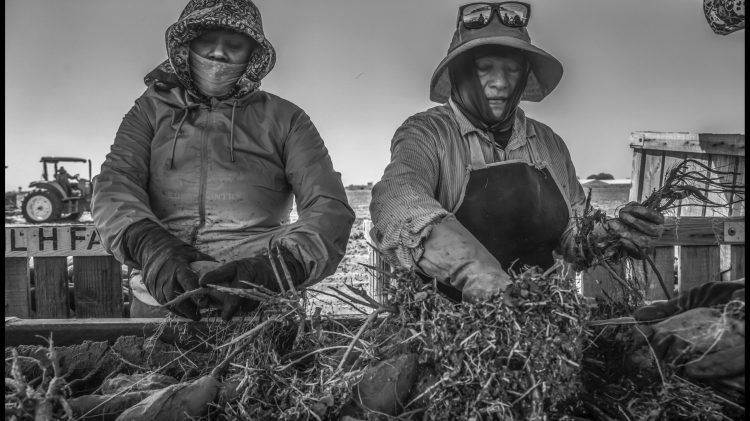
top-left (144, 0), bottom-right (276, 102)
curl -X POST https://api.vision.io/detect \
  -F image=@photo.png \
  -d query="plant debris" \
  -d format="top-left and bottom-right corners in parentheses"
top-left (5, 266), bottom-right (744, 420)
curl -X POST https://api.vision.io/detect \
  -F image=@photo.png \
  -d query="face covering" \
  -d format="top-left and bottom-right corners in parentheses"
top-left (189, 50), bottom-right (248, 98)
top-left (449, 46), bottom-right (530, 147)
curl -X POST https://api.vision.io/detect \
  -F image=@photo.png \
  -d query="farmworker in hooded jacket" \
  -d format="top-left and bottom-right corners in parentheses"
top-left (92, 0), bottom-right (354, 321)
top-left (369, 2), bottom-right (665, 303)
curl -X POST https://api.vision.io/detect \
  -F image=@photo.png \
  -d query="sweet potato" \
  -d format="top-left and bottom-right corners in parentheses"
top-left (68, 391), bottom-right (155, 421)
top-left (684, 344), bottom-right (745, 379)
top-left (652, 307), bottom-right (744, 354)
top-left (354, 353), bottom-right (419, 416)
top-left (115, 375), bottom-right (222, 421)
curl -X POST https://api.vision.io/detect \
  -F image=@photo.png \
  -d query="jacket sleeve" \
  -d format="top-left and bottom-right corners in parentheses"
top-left (91, 95), bottom-right (160, 267)
top-left (275, 110), bottom-right (355, 285)
top-left (369, 118), bottom-right (450, 270)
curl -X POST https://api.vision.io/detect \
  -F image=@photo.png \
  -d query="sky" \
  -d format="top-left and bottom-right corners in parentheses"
top-left (4, 0), bottom-right (745, 192)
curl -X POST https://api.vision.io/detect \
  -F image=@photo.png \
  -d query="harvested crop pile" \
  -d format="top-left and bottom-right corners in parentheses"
top-left (380, 268), bottom-right (590, 420)
top-left (5, 268), bottom-right (744, 420)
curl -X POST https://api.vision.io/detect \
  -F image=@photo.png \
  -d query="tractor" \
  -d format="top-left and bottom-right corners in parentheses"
top-left (21, 157), bottom-right (94, 223)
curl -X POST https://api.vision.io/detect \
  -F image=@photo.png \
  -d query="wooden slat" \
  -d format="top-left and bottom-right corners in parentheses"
top-left (630, 132), bottom-right (745, 156)
top-left (5, 316), bottom-right (369, 347)
top-left (629, 149), bottom-right (645, 203)
top-left (73, 256), bottom-right (124, 318)
top-left (4, 318), bottom-right (207, 347)
top-left (363, 219), bottom-right (391, 303)
top-left (34, 257), bottom-right (69, 318)
top-left (5, 257), bottom-right (31, 318)
top-left (4, 225), bottom-right (108, 257)
top-left (730, 245), bottom-right (745, 280)
top-left (370, 251), bottom-right (390, 304)
top-left (655, 216), bottom-right (742, 246)
top-left (638, 151), bottom-right (665, 204)
top-left (706, 154), bottom-right (738, 217)
top-left (678, 152), bottom-right (711, 217)
top-left (580, 263), bottom-right (627, 300)
top-left (679, 245), bottom-right (721, 292)
top-left (731, 156), bottom-right (745, 217)
top-left (633, 246), bottom-right (675, 301)
top-left (659, 151), bottom-right (691, 218)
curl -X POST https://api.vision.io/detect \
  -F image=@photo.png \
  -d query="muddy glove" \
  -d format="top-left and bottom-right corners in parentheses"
top-left (598, 203), bottom-right (665, 258)
top-left (634, 280), bottom-right (745, 321)
top-left (199, 246), bottom-right (306, 320)
top-left (417, 216), bottom-right (512, 304)
top-left (123, 219), bottom-right (216, 321)
top-left (634, 280), bottom-right (745, 392)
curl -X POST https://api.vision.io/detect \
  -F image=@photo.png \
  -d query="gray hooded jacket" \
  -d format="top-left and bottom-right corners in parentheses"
top-left (92, 0), bottom-right (354, 287)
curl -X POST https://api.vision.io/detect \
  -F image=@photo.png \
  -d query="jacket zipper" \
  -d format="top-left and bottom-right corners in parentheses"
top-left (190, 103), bottom-right (211, 245)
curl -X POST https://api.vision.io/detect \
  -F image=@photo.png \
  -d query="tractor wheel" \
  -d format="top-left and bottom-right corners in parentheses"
top-left (21, 190), bottom-right (62, 223)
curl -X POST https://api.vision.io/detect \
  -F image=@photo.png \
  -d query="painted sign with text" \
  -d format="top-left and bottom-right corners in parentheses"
top-left (5, 226), bottom-right (110, 257)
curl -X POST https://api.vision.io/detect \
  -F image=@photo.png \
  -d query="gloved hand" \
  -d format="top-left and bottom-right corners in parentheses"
top-left (596, 203), bottom-right (665, 258)
top-left (417, 216), bottom-right (512, 304)
top-left (633, 280), bottom-right (745, 392)
top-left (634, 280), bottom-right (745, 321)
top-left (123, 219), bottom-right (216, 321)
top-left (199, 246), bottom-right (306, 320)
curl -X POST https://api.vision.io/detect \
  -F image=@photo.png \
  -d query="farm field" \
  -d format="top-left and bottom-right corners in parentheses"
top-left (306, 189), bottom-right (374, 314)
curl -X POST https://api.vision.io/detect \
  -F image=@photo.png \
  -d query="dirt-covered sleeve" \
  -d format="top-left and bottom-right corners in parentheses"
top-left (91, 94), bottom-right (160, 267)
top-left (276, 110), bottom-right (355, 286)
top-left (369, 117), bottom-right (450, 270)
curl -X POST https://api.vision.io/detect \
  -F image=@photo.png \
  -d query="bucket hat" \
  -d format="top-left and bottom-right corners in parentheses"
top-left (429, 9), bottom-right (563, 103)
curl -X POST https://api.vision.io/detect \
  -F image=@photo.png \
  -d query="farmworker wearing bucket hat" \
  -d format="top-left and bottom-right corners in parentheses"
top-left (92, 0), bottom-right (354, 321)
top-left (370, 2), bottom-right (664, 303)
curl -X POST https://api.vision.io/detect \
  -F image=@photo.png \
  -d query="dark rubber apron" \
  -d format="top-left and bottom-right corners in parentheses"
top-left (438, 105), bottom-right (571, 301)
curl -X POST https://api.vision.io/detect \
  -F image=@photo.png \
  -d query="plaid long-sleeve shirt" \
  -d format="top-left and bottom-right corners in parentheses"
top-left (369, 101), bottom-right (587, 269)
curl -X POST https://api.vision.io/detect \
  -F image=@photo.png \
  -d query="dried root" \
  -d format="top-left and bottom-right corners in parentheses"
top-left (5, 335), bottom-right (73, 421)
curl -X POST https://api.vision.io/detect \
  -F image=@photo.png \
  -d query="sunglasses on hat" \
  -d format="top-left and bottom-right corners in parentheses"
top-left (458, 2), bottom-right (531, 30)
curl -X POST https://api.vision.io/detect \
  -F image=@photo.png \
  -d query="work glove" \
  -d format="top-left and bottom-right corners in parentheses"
top-left (596, 203), bottom-right (665, 259)
top-left (634, 280), bottom-right (745, 321)
top-left (633, 280), bottom-right (745, 392)
top-left (199, 246), bottom-right (306, 320)
top-left (123, 219), bottom-right (215, 321)
top-left (417, 216), bottom-right (512, 304)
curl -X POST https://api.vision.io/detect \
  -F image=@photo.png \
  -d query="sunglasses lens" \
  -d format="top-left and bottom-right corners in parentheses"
top-left (462, 4), bottom-right (493, 29)
top-left (497, 2), bottom-right (529, 27)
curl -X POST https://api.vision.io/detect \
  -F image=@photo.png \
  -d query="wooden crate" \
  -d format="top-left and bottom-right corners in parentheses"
top-left (5, 225), bottom-right (125, 318)
top-left (581, 132), bottom-right (745, 300)
top-left (362, 219), bottom-right (390, 303)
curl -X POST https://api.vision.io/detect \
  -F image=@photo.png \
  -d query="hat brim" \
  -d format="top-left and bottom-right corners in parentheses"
top-left (429, 36), bottom-right (563, 103)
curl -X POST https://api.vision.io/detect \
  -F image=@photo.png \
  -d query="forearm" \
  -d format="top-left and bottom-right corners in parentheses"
top-left (282, 110), bottom-right (355, 284)
top-left (92, 98), bottom-right (159, 266)
top-left (279, 194), bottom-right (355, 285)
top-left (370, 182), bottom-right (450, 270)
